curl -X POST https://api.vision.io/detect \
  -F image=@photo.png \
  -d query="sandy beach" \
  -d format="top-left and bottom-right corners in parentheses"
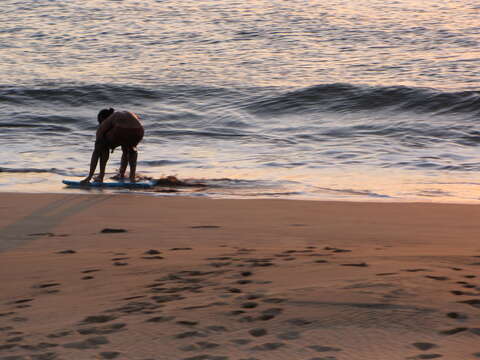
top-left (1, 193), bottom-right (480, 360)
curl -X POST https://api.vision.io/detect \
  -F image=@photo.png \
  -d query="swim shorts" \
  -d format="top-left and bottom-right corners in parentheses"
top-left (96, 126), bottom-right (144, 151)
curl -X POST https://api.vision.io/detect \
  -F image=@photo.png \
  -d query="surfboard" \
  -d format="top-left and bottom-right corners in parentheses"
top-left (62, 179), bottom-right (155, 189)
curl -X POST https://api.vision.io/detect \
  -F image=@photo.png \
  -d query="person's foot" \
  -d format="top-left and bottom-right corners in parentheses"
top-left (111, 173), bottom-right (126, 181)
top-left (93, 176), bottom-right (104, 183)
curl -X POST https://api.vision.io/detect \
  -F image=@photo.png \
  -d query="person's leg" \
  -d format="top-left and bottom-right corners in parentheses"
top-left (118, 145), bottom-right (129, 178)
top-left (127, 146), bottom-right (138, 182)
top-left (94, 144), bottom-right (110, 183)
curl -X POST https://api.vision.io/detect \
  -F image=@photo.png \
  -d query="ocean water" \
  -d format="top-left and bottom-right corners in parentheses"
top-left (1, 0), bottom-right (480, 202)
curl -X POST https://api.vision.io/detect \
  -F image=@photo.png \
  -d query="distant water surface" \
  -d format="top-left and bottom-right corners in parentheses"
top-left (1, 0), bottom-right (480, 202)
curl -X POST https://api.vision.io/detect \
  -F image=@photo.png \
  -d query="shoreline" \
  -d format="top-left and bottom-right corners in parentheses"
top-left (1, 193), bottom-right (480, 359)
top-left (3, 165), bottom-right (480, 204)
top-left (2, 188), bottom-right (480, 206)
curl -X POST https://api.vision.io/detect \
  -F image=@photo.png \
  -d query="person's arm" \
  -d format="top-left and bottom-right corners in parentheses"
top-left (96, 116), bottom-right (114, 140)
top-left (80, 144), bottom-right (100, 183)
top-left (80, 117), bottom-right (114, 183)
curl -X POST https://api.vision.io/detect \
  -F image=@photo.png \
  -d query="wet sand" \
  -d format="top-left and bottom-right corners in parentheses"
top-left (1, 193), bottom-right (480, 360)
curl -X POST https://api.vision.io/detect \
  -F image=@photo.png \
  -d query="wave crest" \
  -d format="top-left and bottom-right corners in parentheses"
top-left (247, 83), bottom-right (480, 116)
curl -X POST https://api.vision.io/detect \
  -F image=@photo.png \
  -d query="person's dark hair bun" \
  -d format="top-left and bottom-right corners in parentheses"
top-left (98, 108), bottom-right (115, 123)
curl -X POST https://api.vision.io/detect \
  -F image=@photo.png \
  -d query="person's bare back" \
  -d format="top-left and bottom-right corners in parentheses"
top-left (81, 108), bottom-right (144, 184)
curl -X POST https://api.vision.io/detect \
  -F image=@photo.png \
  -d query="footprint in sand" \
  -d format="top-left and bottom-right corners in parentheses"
top-left (179, 342), bottom-right (220, 352)
top-left (376, 273), bottom-right (397, 276)
top-left (451, 290), bottom-right (478, 296)
top-left (237, 280), bottom-right (252, 285)
top-left (241, 302), bottom-right (258, 309)
top-left (340, 262), bottom-right (367, 267)
top-left (309, 345), bottom-right (342, 352)
top-left (109, 301), bottom-right (161, 314)
top-left (277, 331), bottom-right (300, 340)
top-left (34, 283), bottom-right (60, 289)
top-left (262, 298), bottom-right (286, 304)
top-left (209, 262), bottom-right (232, 268)
top-left (31, 352), bottom-right (60, 360)
top-left (99, 352), bottom-right (121, 359)
top-left (190, 225), bottom-right (221, 229)
top-left (63, 336), bottom-right (109, 349)
top-left (439, 327), bottom-right (468, 335)
top-left (446, 312), bottom-right (468, 320)
top-left (286, 318), bottom-right (312, 326)
top-left (0, 343), bottom-right (17, 351)
top-left (174, 331), bottom-right (208, 339)
top-left (80, 315), bottom-right (117, 325)
top-left (80, 325), bottom-right (125, 336)
top-left (238, 315), bottom-right (256, 323)
top-left (258, 308), bottom-right (283, 321)
top-left (177, 320), bottom-right (199, 326)
top-left (142, 255), bottom-right (164, 260)
top-left (47, 330), bottom-right (73, 339)
top-left (206, 326), bottom-right (227, 333)
top-left (231, 339), bottom-right (252, 345)
top-left (226, 310), bottom-right (245, 316)
top-left (244, 294), bottom-right (263, 301)
top-left (82, 269), bottom-right (100, 274)
top-left (123, 295), bottom-right (145, 301)
top-left (183, 302), bottom-right (227, 310)
top-left (12, 298), bottom-right (34, 304)
top-left (470, 328), bottom-right (480, 336)
top-left (57, 249), bottom-right (76, 254)
top-left (100, 228), bottom-right (127, 233)
top-left (250, 342), bottom-right (285, 351)
top-left (144, 249), bottom-right (161, 255)
top-left (425, 276), bottom-right (449, 281)
top-left (412, 342), bottom-right (438, 351)
top-left (0, 312), bottom-right (16, 318)
top-left (6, 336), bottom-right (23, 343)
top-left (20, 342), bottom-right (59, 351)
top-left (146, 316), bottom-right (175, 323)
top-left (324, 247), bottom-right (351, 253)
top-left (181, 355), bottom-right (229, 360)
top-left (249, 328), bottom-right (267, 337)
top-left (458, 299), bottom-right (480, 308)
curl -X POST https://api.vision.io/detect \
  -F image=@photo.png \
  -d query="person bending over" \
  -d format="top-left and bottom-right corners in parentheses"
top-left (81, 108), bottom-right (144, 184)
